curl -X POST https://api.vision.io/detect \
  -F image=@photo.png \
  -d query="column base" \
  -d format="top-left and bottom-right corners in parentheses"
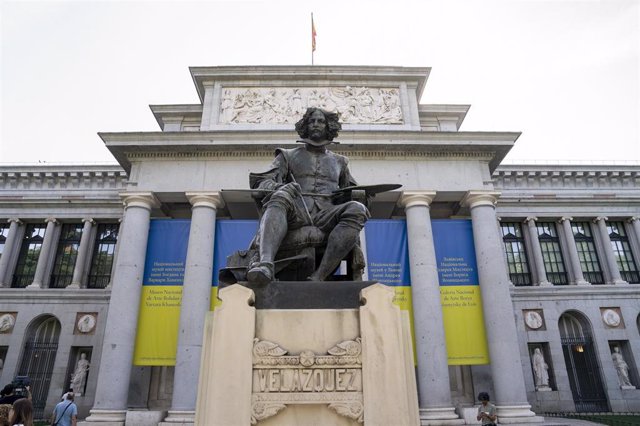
top-left (159, 410), bottom-right (195, 425)
top-left (419, 407), bottom-right (464, 425)
top-left (537, 281), bottom-right (553, 287)
top-left (67, 282), bottom-right (81, 289)
top-left (79, 409), bottom-right (126, 425)
top-left (612, 279), bottom-right (629, 285)
top-left (496, 405), bottom-right (544, 424)
top-left (621, 385), bottom-right (636, 390)
top-left (25, 282), bottom-right (41, 290)
top-left (574, 279), bottom-right (591, 286)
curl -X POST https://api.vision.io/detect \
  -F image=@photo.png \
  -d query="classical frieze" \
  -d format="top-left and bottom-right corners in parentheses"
top-left (494, 168), bottom-right (640, 189)
top-left (0, 168), bottom-right (127, 191)
top-left (219, 87), bottom-right (403, 125)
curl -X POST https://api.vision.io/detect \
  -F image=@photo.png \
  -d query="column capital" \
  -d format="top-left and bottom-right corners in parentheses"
top-left (44, 217), bottom-right (58, 224)
top-left (120, 192), bottom-right (160, 211)
top-left (462, 191), bottom-right (501, 209)
top-left (185, 192), bottom-right (225, 210)
top-left (82, 218), bottom-right (95, 225)
top-left (525, 216), bottom-right (538, 224)
top-left (559, 216), bottom-right (573, 223)
top-left (399, 191), bottom-right (436, 209)
top-left (628, 216), bottom-right (640, 224)
top-left (594, 216), bottom-right (608, 223)
top-left (7, 218), bottom-right (22, 225)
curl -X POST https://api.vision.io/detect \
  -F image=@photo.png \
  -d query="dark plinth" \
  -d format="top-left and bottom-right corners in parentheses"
top-left (218, 280), bottom-right (377, 309)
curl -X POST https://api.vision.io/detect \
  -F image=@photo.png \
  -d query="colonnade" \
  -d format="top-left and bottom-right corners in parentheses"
top-left (0, 217), bottom-right (98, 289)
top-left (79, 190), bottom-right (640, 425)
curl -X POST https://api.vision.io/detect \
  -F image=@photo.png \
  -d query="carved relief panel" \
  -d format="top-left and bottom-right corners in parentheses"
top-left (219, 87), bottom-right (403, 125)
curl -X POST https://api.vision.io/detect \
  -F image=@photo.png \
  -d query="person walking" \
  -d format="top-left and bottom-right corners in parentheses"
top-left (50, 392), bottom-right (77, 426)
top-left (8, 398), bottom-right (32, 426)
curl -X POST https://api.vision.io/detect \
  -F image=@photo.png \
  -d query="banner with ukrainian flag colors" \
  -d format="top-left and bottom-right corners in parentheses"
top-left (133, 219), bottom-right (190, 365)
top-left (211, 220), bottom-right (258, 308)
top-left (432, 219), bottom-right (489, 365)
top-left (134, 218), bottom-right (487, 366)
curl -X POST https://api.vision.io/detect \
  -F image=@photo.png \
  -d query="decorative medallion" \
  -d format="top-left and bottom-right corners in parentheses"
top-left (524, 311), bottom-right (544, 330)
top-left (76, 313), bottom-right (97, 334)
top-left (602, 309), bottom-right (621, 327)
top-left (0, 313), bottom-right (16, 333)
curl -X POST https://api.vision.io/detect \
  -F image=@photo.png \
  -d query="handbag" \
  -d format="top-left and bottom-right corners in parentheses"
top-left (51, 401), bottom-right (72, 426)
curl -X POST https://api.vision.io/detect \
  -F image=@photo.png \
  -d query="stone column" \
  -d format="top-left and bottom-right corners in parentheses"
top-left (559, 217), bottom-right (590, 286)
top-left (68, 218), bottom-right (95, 289)
top-left (163, 193), bottom-right (223, 424)
top-left (84, 192), bottom-right (159, 424)
top-left (0, 218), bottom-right (22, 287)
top-left (400, 191), bottom-right (462, 424)
top-left (627, 217), bottom-right (640, 254)
top-left (524, 217), bottom-right (552, 286)
top-left (27, 217), bottom-right (58, 289)
top-left (463, 191), bottom-right (541, 424)
top-left (594, 217), bottom-right (628, 285)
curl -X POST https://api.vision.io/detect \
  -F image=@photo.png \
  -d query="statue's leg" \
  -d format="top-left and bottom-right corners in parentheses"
top-left (247, 205), bottom-right (287, 285)
top-left (308, 223), bottom-right (360, 281)
top-left (309, 201), bottom-right (369, 281)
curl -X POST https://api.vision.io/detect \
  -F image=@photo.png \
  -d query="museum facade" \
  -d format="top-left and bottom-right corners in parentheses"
top-left (0, 66), bottom-right (639, 425)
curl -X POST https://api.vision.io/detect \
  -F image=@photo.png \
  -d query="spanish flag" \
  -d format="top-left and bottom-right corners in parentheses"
top-left (311, 13), bottom-right (317, 52)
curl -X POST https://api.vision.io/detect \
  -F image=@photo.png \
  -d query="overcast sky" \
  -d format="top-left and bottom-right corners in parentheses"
top-left (1, 0), bottom-right (638, 165)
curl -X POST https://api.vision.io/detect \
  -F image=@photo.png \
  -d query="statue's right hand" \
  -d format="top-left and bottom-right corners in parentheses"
top-left (279, 182), bottom-right (301, 194)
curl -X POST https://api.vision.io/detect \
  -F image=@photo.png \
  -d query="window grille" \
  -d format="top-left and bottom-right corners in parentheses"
top-left (500, 222), bottom-right (531, 286)
top-left (12, 224), bottom-right (46, 288)
top-left (571, 222), bottom-right (604, 284)
top-left (87, 223), bottom-right (119, 289)
top-left (536, 222), bottom-right (568, 285)
top-left (607, 221), bottom-right (639, 283)
top-left (50, 223), bottom-right (83, 288)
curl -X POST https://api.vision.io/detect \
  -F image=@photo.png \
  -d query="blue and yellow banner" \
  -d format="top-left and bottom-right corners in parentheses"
top-left (134, 218), bottom-right (487, 366)
top-left (133, 219), bottom-right (190, 366)
top-left (211, 220), bottom-right (258, 308)
top-left (432, 219), bottom-right (489, 365)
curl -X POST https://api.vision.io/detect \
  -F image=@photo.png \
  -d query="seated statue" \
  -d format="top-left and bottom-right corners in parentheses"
top-left (240, 107), bottom-right (371, 284)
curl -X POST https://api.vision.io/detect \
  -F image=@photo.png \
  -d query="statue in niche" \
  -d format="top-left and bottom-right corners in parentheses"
top-left (70, 353), bottom-right (90, 395)
top-left (531, 348), bottom-right (550, 390)
top-left (612, 346), bottom-right (633, 387)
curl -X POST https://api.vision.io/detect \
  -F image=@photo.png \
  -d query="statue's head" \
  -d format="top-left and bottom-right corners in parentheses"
top-left (295, 107), bottom-right (341, 146)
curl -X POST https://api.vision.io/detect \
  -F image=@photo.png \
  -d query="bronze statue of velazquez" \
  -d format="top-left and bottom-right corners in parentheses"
top-left (246, 107), bottom-right (370, 284)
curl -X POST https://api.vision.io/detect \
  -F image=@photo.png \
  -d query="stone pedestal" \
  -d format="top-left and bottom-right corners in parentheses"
top-left (195, 282), bottom-right (419, 426)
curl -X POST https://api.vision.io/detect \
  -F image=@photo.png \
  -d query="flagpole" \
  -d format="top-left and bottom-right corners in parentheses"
top-left (311, 12), bottom-right (315, 65)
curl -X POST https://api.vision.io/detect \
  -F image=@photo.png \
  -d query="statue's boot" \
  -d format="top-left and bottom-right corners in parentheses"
top-left (247, 206), bottom-right (287, 285)
top-left (247, 261), bottom-right (274, 286)
top-left (308, 225), bottom-right (360, 281)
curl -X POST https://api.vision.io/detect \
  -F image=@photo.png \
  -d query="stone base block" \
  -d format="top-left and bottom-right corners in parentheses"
top-left (419, 407), bottom-right (464, 425)
top-left (124, 410), bottom-right (166, 426)
top-left (621, 385), bottom-right (636, 390)
top-left (158, 410), bottom-right (194, 425)
top-left (79, 409), bottom-right (126, 425)
top-left (496, 404), bottom-right (544, 424)
top-left (458, 406), bottom-right (479, 425)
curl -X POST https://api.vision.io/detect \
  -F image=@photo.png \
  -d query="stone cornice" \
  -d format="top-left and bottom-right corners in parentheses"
top-left (101, 129), bottom-right (518, 173)
top-left (0, 288), bottom-right (112, 302)
top-left (189, 65), bottom-right (431, 102)
top-left (510, 285), bottom-right (640, 301)
top-left (0, 167), bottom-right (128, 191)
top-left (493, 167), bottom-right (640, 190)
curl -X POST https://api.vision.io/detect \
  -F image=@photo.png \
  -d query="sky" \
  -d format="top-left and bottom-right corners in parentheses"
top-left (1, 0), bottom-right (638, 165)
